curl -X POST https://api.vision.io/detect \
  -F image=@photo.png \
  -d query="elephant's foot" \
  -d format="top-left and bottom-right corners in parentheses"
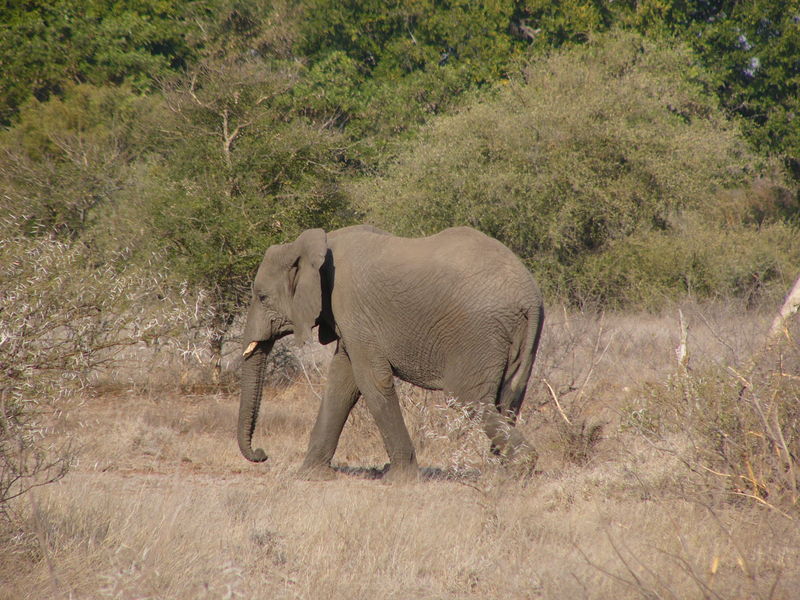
top-left (296, 462), bottom-right (338, 481)
top-left (381, 461), bottom-right (420, 484)
top-left (503, 445), bottom-right (538, 479)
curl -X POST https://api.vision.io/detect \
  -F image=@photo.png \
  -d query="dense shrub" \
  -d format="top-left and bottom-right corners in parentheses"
top-left (0, 84), bottom-right (148, 238)
top-left (581, 217), bottom-right (800, 308)
top-left (355, 31), bottom-right (797, 307)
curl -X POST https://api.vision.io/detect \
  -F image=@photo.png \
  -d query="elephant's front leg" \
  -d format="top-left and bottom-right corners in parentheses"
top-left (350, 355), bottom-right (418, 482)
top-left (299, 347), bottom-right (360, 479)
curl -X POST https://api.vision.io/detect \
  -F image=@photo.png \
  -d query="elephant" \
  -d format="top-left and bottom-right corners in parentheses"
top-left (238, 225), bottom-right (544, 481)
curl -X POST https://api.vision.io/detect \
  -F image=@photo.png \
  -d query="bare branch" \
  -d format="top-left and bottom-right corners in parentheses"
top-left (543, 378), bottom-right (572, 425)
top-left (767, 273), bottom-right (800, 342)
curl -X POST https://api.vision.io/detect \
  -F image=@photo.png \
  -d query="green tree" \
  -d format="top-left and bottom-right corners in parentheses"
top-left (354, 31), bottom-right (797, 307)
top-left (301, 0), bottom-right (512, 76)
top-left (612, 0), bottom-right (800, 178)
top-left (0, 0), bottom-right (196, 124)
top-left (136, 56), bottom-right (355, 379)
top-left (515, 0), bottom-right (612, 46)
top-left (189, 0), bottom-right (304, 60)
top-left (689, 1), bottom-right (800, 177)
top-left (295, 0), bottom-right (529, 144)
top-left (0, 83), bottom-right (147, 238)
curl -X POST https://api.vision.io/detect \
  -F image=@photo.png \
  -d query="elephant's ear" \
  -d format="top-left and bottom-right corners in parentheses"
top-left (288, 228), bottom-right (327, 346)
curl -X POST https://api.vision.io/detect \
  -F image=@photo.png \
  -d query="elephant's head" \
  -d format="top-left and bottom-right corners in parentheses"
top-left (238, 228), bottom-right (329, 462)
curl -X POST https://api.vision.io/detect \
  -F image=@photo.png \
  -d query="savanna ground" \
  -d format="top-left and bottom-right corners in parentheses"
top-left (3, 303), bottom-right (799, 599)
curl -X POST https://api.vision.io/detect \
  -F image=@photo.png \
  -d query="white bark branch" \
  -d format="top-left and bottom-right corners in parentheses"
top-left (767, 273), bottom-right (800, 342)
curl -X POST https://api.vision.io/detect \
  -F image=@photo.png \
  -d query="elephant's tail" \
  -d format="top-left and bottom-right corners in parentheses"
top-left (497, 302), bottom-right (544, 421)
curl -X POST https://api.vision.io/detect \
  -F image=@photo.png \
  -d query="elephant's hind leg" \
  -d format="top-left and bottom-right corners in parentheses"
top-left (483, 399), bottom-right (537, 474)
top-left (497, 305), bottom-right (542, 422)
top-left (451, 376), bottom-right (538, 475)
top-left (300, 347), bottom-right (361, 478)
top-left (490, 308), bottom-right (542, 472)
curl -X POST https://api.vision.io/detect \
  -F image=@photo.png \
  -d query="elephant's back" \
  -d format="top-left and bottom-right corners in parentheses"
top-left (378, 227), bottom-right (540, 324)
top-left (332, 224), bottom-right (540, 307)
top-left (415, 227), bottom-right (539, 297)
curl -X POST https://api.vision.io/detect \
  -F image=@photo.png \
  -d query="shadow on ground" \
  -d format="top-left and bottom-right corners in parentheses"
top-left (332, 463), bottom-right (483, 482)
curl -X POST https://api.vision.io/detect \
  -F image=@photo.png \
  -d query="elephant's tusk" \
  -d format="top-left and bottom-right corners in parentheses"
top-left (243, 341), bottom-right (258, 358)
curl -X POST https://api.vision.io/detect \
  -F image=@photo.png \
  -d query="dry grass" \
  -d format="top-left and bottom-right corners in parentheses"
top-left (3, 302), bottom-right (799, 599)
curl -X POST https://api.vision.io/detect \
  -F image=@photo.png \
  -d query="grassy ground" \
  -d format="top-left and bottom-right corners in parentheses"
top-left (3, 304), bottom-right (799, 599)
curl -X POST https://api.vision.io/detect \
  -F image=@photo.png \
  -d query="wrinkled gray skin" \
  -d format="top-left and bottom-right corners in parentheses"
top-left (238, 225), bottom-right (544, 481)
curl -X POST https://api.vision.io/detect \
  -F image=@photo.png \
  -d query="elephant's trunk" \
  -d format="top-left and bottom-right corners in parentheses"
top-left (237, 339), bottom-right (274, 462)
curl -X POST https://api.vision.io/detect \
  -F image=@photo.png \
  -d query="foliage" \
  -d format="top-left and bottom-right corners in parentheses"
top-left (192, 0), bottom-right (304, 60)
top-left (516, 0), bottom-right (612, 47)
top-left (126, 53), bottom-right (357, 374)
top-left (293, 0), bottom-right (530, 145)
top-left (615, 0), bottom-right (800, 177)
top-left (0, 0), bottom-right (359, 379)
top-left (301, 0), bottom-right (520, 80)
top-left (355, 31), bottom-right (795, 307)
top-left (0, 0), bottom-right (197, 125)
top-left (149, 60), bottom-right (354, 289)
top-left (0, 83), bottom-right (149, 238)
top-left (581, 215), bottom-right (800, 309)
top-left (688, 1), bottom-right (800, 176)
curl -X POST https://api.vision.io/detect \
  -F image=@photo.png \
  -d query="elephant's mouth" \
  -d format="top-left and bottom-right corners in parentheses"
top-left (242, 339), bottom-right (274, 359)
top-left (242, 331), bottom-right (292, 359)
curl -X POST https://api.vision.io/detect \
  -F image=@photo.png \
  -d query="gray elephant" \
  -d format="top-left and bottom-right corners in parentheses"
top-left (238, 225), bottom-right (544, 481)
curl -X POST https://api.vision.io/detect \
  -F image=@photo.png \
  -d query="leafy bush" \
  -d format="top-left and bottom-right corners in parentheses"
top-left (355, 30), bottom-right (796, 307)
top-left (149, 58), bottom-right (354, 271)
top-left (293, 51), bottom-right (481, 150)
top-left (0, 84), bottom-right (150, 238)
top-left (580, 216), bottom-right (800, 308)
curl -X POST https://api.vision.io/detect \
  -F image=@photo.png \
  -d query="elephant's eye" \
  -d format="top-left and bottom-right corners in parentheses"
top-left (258, 293), bottom-right (268, 304)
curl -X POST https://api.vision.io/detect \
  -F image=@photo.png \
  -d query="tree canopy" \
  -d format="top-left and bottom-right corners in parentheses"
top-left (353, 31), bottom-right (798, 306)
top-left (0, 0), bottom-right (197, 124)
top-left (1, 0), bottom-right (798, 320)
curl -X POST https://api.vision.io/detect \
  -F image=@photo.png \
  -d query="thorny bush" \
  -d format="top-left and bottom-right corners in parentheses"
top-left (0, 232), bottom-right (210, 514)
top-left (627, 317), bottom-right (800, 513)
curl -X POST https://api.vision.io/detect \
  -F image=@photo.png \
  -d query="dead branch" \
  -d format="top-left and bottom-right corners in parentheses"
top-left (543, 378), bottom-right (572, 425)
top-left (767, 273), bottom-right (800, 343)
